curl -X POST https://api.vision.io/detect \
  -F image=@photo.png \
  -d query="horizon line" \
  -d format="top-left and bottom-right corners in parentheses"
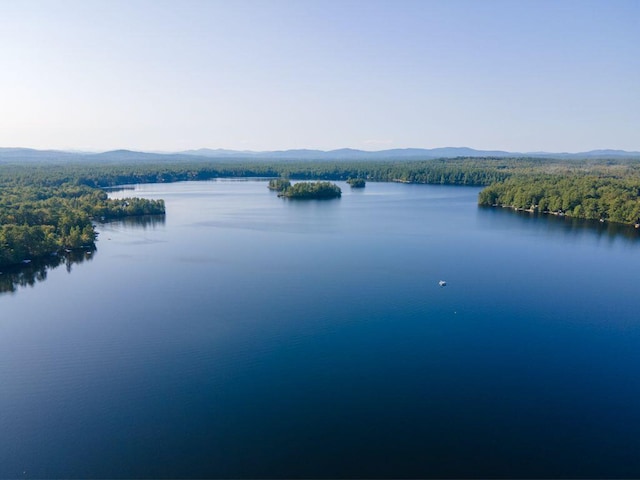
top-left (2, 145), bottom-right (640, 155)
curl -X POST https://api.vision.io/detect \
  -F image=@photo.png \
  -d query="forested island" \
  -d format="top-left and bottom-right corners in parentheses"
top-left (347, 178), bottom-right (366, 188)
top-left (1, 155), bottom-right (639, 267)
top-left (271, 180), bottom-right (341, 199)
top-left (267, 178), bottom-right (291, 192)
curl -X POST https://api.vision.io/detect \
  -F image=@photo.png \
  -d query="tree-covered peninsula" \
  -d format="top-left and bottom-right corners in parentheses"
top-left (0, 182), bottom-right (165, 268)
top-left (478, 173), bottom-right (640, 225)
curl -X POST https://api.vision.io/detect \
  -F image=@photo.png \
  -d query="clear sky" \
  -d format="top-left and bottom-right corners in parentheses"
top-left (1, 0), bottom-right (638, 152)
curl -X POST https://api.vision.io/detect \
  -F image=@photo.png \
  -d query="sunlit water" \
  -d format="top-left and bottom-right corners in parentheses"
top-left (1, 179), bottom-right (640, 478)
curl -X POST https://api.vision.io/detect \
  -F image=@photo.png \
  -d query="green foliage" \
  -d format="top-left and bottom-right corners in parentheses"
top-left (478, 174), bottom-right (640, 224)
top-left (347, 178), bottom-right (366, 188)
top-left (280, 181), bottom-right (342, 199)
top-left (0, 157), bottom-right (520, 188)
top-left (267, 178), bottom-right (291, 192)
top-left (0, 182), bottom-right (165, 267)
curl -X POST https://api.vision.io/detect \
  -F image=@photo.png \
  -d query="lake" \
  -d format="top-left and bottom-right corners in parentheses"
top-left (1, 179), bottom-right (640, 478)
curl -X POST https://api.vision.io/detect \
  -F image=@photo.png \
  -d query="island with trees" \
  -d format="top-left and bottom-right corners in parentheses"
top-left (347, 178), bottom-right (366, 188)
top-left (267, 177), bottom-right (341, 199)
top-left (278, 181), bottom-right (341, 199)
top-left (267, 178), bottom-right (291, 192)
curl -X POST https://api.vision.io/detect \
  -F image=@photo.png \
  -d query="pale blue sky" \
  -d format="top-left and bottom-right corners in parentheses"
top-left (1, 0), bottom-right (638, 152)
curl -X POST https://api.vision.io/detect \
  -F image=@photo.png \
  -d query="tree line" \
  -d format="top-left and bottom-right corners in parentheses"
top-left (478, 173), bottom-right (640, 224)
top-left (0, 157), bottom-right (520, 188)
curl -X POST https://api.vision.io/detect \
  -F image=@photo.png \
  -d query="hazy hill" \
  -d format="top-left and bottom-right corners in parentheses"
top-left (177, 146), bottom-right (516, 160)
top-left (0, 148), bottom-right (83, 162)
top-left (1, 146), bottom-right (639, 164)
top-left (176, 146), bottom-right (640, 160)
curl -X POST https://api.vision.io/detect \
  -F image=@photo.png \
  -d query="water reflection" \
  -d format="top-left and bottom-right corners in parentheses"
top-left (99, 214), bottom-right (166, 230)
top-left (103, 185), bottom-right (137, 193)
top-left (0, 248), bottom-right (95, 295)
top-left (478, 206), bottom-right (640, 245)
top-left (0, 216), bottom-right (164, 295)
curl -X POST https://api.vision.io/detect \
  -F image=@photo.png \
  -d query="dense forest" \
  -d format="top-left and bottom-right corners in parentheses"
top-left (0, 157), bottom-right (518, 188)
top-left (1, 155), bottom-right (639, 267)
top-left (478, 173), bottom-right (640, 225)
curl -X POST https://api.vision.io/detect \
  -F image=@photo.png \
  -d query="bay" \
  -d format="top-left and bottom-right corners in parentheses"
top-left (1, 179), bottom-right (639, 478)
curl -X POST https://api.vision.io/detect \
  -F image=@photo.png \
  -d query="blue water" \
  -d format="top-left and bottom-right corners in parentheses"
top-left (1, 180), bottom-right (639, 478)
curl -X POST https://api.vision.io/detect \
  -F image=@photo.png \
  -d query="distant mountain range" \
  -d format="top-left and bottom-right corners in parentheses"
top-left (178, 147), bottom-right (640, 160)
top-left (1, 146), bottom-right (639, 163)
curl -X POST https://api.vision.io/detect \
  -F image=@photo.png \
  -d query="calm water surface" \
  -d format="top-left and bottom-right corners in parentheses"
top-left (1, 180), bottom-right (640, 478)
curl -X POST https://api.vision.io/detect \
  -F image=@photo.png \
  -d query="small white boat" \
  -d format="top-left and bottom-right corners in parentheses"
top-left (439, 280), bottom-right (447, 287)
